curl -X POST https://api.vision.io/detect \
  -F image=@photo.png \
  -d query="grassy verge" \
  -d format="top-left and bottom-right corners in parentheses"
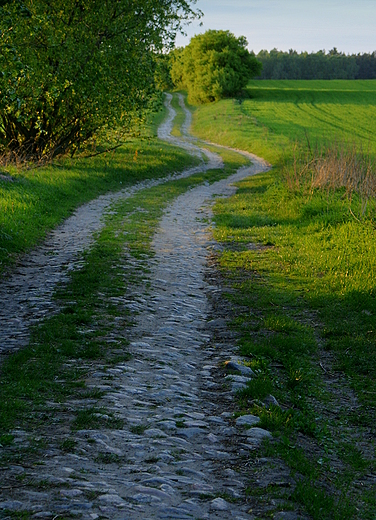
top-left (212, 171), bottom-right (376, 519)
top-left (189, 82), bottom-right (376, 518)
top-left (0, 108), bottom-right (200, 274)
top-left (170, 92), bottom-right (186, 137)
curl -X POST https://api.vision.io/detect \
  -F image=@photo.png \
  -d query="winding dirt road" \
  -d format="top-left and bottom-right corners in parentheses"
top-left (0, 95), bottom-right (222, 358)
top-left (0, 95), bottom-right (284, 520)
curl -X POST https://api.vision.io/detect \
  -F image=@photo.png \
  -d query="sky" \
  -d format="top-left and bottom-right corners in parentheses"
top-left (175, 0), bottom-right (376, 54)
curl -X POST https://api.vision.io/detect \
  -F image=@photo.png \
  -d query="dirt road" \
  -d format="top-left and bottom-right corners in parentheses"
top-left (0, 95), bottom-right (299, 520)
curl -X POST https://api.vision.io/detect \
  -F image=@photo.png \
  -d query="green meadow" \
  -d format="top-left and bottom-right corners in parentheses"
top-left (191, 82), bottom-right (376, 518)
top-left (192, 79), bottom-right (376, 164)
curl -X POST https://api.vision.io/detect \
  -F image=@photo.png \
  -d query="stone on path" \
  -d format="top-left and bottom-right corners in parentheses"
top-left (246, 427), bottom-right (273, 445)
top-left (225, 360), bottom-right (255, 377)
top-left (236, 415), bottom-right (261, 427)
top-left (210, 497), bottom-right (230, 510)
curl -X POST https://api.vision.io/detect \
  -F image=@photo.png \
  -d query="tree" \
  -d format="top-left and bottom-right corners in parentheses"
top-left (170, 30), bottom-right (262, 104)
top-left (0, 0), bottom-right (200, 160)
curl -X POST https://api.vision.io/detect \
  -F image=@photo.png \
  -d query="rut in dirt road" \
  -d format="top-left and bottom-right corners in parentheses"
top-left (0, 95), bottom-right (284, 520)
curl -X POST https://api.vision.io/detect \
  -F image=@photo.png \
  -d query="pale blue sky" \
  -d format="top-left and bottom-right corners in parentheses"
top-left (176, 0), bottom-right (376, 54)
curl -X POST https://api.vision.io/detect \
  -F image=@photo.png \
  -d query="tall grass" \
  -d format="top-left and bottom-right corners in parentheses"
top-left (311, 144), bottom-right (376, 201)
top-left (283, 142), bottom-right (376, 217)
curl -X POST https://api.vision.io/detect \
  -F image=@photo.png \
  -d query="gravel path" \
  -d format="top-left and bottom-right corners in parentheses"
top-left (0, 94), bottom-right (220, 358)
top-left (0, 95), bottom-right (276, 519)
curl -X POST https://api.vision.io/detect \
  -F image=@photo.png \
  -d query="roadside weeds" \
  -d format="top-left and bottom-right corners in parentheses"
top-left (210, 168), bottom-right (376, 519)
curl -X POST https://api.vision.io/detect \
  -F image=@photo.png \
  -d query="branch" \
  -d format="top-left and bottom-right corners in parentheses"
top-left (83, 142), bottom-right (124, 158)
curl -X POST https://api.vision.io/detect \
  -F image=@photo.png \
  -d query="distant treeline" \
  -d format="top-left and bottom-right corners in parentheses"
top-left (256, 48), bottom-right (376, 80)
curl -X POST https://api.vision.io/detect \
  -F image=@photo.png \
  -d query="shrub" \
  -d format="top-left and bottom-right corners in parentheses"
top-left (171, 30), bottom-right (262, 104)
top-left (0, 0), bottom-right (199, 160)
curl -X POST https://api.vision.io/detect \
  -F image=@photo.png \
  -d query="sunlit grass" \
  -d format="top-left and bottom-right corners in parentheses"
top-left (191, 81), bottom-right (376, 519)
top-left (191, 79), bottom-right (376, 165)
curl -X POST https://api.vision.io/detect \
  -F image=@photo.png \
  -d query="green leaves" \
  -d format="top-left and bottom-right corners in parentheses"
top-left (0, 0), bottom-right (200, 159)
top-left (170, 30), bottom-right (262, 104)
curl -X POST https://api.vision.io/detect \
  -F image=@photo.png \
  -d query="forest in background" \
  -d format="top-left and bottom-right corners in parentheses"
top-left (256, 48), bottom-right (376, 80)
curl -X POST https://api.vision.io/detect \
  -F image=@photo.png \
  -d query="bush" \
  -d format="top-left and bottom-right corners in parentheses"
top-left (171, 30), bottom-right (262, 104)
top-left (0, 0), bottom-right (199, 160)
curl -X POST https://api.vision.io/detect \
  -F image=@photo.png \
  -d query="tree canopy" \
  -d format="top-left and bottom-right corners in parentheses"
top-left (170, 30), bottom-right (262, 104)
top-left (0, 0), bottom-right (199, 160)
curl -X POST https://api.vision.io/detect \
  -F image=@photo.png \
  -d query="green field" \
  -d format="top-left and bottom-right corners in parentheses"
top-left (190, 82), bottom-right (376, 519)
top-left (192, 79), bottom-right (376, 164)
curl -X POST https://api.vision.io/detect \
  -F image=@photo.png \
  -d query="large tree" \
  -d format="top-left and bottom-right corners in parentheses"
top-left (171, 30), bottom-right (262, 104)
top-left (0, 0), bottom-right (199, 159)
